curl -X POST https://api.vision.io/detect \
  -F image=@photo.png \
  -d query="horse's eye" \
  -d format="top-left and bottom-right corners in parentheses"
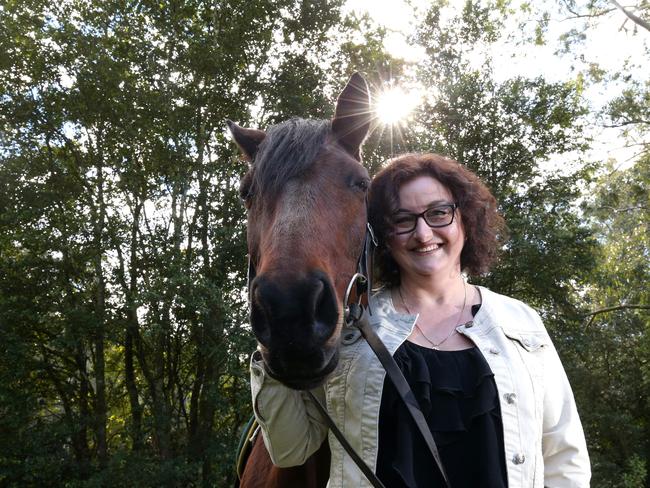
top-left (242, 192), bottom-right (254, 209)
top-left (240, 188), bottom-right (253, 202)
top-left (239, 171), bottom-right (255, 205)
top-left (354, 178), bottom-right (370, 192)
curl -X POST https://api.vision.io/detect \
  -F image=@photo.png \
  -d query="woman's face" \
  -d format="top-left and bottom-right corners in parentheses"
top-left (387, 175), bottom-right (465, 284)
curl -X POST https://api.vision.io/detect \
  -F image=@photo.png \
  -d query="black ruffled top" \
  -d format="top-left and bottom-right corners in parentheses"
top-left (376, 314), bottom-right (507, 487)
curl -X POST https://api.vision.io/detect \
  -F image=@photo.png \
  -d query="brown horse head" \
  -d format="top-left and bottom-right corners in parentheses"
top-left (228, 73), bottom-right (371, 390)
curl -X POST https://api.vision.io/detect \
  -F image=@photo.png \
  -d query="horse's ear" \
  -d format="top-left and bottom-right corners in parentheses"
top-left (226, 120), bottom-right (266, 162)
top-left (332, 72), bottom-right (371, 161)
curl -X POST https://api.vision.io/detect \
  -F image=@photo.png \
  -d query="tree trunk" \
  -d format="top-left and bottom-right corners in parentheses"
top-left (126, 202), bottom-right (144, 450)
top-left (197, 182), bottom-right (224, 486)
top-left (125, 314), bottom-right (144, 450)
top-left (92, 162), bottom-right (108, 467)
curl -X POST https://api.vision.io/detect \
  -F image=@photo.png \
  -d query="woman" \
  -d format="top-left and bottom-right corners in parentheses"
top-left (250, 153), bottom-right (590, 487)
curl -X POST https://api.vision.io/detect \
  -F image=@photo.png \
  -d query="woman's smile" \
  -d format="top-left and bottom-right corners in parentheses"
top-left (412, 242), bottom-right (443, 253)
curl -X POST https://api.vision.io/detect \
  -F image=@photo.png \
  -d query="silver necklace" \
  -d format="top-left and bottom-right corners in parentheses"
top-left (398, 280), bottom-right (467, 350)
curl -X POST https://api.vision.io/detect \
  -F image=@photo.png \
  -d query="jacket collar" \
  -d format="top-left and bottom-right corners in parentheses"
top-left (368, 288), bottom-right (417, 335)
top-left (369, 285), bottom-right (498, 337)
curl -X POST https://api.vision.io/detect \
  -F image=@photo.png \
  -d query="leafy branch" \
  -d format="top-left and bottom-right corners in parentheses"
top-left (609, 0), bottom-right (650, 32)
top-left (585, 304), bottom-right (650, 326)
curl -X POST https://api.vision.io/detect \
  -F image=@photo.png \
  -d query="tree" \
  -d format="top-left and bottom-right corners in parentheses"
top-left (1, 0), bottom-right (644, 486)
top-left (0, 0), bottom-right (388, 485)
top-left (568, 155), bottom-right (650, 487)
top-left (514, 1), bottom-right (650, 484)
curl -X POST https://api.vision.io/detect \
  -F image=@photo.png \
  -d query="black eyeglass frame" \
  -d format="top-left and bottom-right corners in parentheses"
top-left (391, 203), bottom-right (459, 235)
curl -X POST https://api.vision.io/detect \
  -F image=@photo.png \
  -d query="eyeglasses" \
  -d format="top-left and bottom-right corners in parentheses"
top-left (391, 203), bottom-right (458, 235)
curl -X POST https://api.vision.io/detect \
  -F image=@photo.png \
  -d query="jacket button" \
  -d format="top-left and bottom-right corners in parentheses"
top-left (504, 393), bottom-right (516, 404)
top-left (464, 320), bottom-right (474, 328)
top-left (344, 333), bottom-right (355, 341)
top-left (489, 348), bottom-right (500, 355)
top-left (253, 368), bottom-right (262, 377)
top-left (512, 453), bottom-right (526, 465)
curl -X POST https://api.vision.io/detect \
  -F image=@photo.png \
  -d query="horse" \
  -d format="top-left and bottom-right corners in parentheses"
top-left (228, 73), bottom-right (372, 488)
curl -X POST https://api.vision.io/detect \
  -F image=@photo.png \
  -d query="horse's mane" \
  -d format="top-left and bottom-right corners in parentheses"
top-left (253, 118), bottom-right (331, 199)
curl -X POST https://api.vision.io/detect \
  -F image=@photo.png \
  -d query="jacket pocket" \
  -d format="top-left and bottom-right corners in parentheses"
top-left (504, 330), bottom-right (549, 352)
top-left (503, 330), bottom-right (549, 413)
top-left (503, 330), bottom-right (549, 440)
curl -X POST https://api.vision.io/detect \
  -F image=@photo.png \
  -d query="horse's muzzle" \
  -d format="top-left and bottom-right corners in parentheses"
top-left (249, 270), bottom-right (341, 389)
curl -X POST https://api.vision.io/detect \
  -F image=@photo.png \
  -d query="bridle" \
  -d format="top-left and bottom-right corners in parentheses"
top-left (246, 221), bottom-right (451, 488)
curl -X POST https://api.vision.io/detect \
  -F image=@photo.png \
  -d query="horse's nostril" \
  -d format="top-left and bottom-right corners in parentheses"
top-left (312, 276), bottom-right (338, 341)
top-left (308, 279), bottom-right (325, 316)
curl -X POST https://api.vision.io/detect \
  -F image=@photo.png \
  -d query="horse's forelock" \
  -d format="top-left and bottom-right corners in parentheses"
top-left (253, 118), bottom-right (331, 200)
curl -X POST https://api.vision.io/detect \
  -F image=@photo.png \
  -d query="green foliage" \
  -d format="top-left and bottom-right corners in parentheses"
top-left (570, 156), bottom-right (650, 487)
top-left (0, 0), bottom-right (381, 486)
top-left (622, 455), bottom-right (647, 488)
top-left (608, 80), bottom-right (650, 142)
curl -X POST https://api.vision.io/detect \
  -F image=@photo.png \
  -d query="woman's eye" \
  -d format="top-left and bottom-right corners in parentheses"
top-left (426, 207), bottom-right (450, 217)
top-left (394, 215), bottom-right (414, 225)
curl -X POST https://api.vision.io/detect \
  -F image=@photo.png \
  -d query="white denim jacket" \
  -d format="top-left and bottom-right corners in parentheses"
top-left (251, 286), bottom-right (591, 487)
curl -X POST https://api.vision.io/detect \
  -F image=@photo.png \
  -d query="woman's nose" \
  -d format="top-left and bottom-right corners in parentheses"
top-left (412, 215), bottom-right (432, 240)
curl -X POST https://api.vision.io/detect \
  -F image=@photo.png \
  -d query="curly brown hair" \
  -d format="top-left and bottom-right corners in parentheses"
top-left (368, 153), bottom-right (507, 287)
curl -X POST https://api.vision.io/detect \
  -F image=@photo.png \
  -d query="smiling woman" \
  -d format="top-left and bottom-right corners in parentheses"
top-left (375, 86), bottom-right (421, 125)
top-left (365, 153), bottom-right (591, 488)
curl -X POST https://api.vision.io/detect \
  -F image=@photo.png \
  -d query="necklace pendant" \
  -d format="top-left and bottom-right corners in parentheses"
top-left (398, 281), bottom-right (468, 351)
